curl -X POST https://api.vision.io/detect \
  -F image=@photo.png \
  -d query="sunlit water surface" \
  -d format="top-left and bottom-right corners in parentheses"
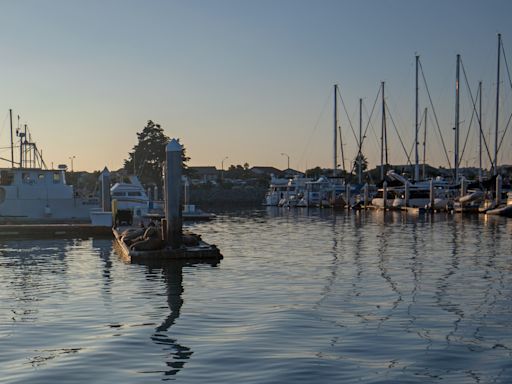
top-left (1, 208), bottom-right (512, 383)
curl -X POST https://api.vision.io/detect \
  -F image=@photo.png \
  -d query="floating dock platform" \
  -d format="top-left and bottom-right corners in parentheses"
top-left (0, 224), bottom-right (112, 239)
top-left (113, 227), bottom-right (222, 262)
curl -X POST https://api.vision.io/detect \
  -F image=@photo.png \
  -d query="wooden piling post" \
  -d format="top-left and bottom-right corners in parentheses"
top-left (383, 181), bottom-right (388, 210)
top-left (165, 139), bottom-right (183, 249)
top-left (100, 167), bottom-right (111, 212)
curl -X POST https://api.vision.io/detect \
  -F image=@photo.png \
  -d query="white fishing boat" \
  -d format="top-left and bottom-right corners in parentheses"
top-left (0, 114), bottom-right (99, 222)
top-left (0, 166), bottom-right (99, 222)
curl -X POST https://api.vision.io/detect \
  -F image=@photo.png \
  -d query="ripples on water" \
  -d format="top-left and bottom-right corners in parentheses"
top-left (0, 209), bottom-right (511, 383)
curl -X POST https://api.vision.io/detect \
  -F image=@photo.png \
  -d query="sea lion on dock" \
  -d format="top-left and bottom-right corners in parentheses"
top-left (129, 226), bottom-right (163, 251)
top-left (121, 228), bottom-right (145, 245)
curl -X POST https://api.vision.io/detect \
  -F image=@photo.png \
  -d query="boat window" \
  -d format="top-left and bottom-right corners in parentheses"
top-left (38, 174), bottom-right (45, 182)
top-left (0, 187), bottom-right (4, 203)
top-left (128, 192), bottom-right (142, 196)
top-left (53, 172), bottom-right (61, 183)
top-left (113, 192), bottom-right (126, 197)
top-left (22, 172), bottom-right (32, 184)
top-left (0, 171), bottom-right (14, 186)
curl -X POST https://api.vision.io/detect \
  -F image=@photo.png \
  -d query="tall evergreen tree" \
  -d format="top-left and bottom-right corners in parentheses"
top-left (123, 120), bottom-right (190, 191)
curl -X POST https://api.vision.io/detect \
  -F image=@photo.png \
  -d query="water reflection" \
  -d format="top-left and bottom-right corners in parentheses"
top-left (0, 239), bottom-right (71, 324)
top-left (131, 258), bottom-right (220, 378)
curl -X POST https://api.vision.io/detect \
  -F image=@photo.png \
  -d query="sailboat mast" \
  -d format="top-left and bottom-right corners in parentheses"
top-left (479, 81), bottom-right (483, 182)
top-left (358, 98), bottom-right (362, 184)
top-left (338, 126), bottom-right (346, 172)
top-left (380, 81), bottom-right (386, 180)
top-left (423, 107), bottom-right (427, 179)
top-left (334, 84), bottom-right (338, 176)
top-left (455, 54), bottom-right (461, 182)
top-left (415, 55), bottom-right (420, 181)
top-left (494, 33), bottom-right (501, 176)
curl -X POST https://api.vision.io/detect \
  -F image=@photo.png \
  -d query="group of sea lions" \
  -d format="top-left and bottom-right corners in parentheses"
top-left (120, 223), bottom-right (163, 251)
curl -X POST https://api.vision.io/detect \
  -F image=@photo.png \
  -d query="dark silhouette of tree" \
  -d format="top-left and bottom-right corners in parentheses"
top-left (353, 153), bottom-right (368, 173)
top-left (123, 120), bottom-right (190, 191)
top-left (225, 163), bottom-right (252, 179)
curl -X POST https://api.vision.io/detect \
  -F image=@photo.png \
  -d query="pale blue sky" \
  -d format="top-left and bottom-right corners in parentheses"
top-left (0, 0), bottom-right (511, 172)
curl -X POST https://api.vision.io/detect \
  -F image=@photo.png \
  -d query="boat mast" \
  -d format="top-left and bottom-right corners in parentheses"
top-left (358, 98), bottom-right (363, 184)
top-left (334, 84), bottom-right (338, 176)
top-left (454, 54), bottom-right (461, 182)
top-left (494, 33), bottom-right (501, 176)
top-left (9, 109), bottom-right (14, 167)
top-left (380, 81), bottom-right (386, 180)
top-left (479, 81), bottom-right (483, 182)
top-left (415, 55), bottom-right (420, 181)
top-left (339, 126), bottom-right (346, 173)
top-left (423, 107), bottom-right (427, 179)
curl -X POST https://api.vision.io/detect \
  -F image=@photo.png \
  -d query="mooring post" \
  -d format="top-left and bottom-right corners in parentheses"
top-left (100, 167), bottom-right (111, 212)
top-left (345, 183), bottom-right (350, 208)
top-left (165, 139), bottom-right (183, 249)
top-left (383, 181), bottom-right (388, 210)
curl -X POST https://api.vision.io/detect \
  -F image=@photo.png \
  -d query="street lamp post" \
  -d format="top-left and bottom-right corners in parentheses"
top-left (69, 156), bottom-right (76, 172)
top-left (280, 152), bottom-right (290, 170)
top-left (221, 156), bottom-right (228, 182)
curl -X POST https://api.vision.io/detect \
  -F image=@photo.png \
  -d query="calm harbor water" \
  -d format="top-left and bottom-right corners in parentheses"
top-left (1, 208), bottom-right (512, 383)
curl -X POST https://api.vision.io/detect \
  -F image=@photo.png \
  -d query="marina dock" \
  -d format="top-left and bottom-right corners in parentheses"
top-left (113, 227), bottom-right (222, 262)
top-left (0, 224), bottom-right (112, 239)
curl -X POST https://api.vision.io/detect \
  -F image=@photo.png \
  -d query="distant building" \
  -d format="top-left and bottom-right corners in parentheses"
top-left (250, 166), bottom-right (282, 177)
top-left (188, 166), bottom-right (219, 183)
top-left (282, 168), bottom-right (304, 179)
